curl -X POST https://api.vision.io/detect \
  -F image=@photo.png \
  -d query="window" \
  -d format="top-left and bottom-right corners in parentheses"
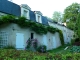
top-left (38, 16), bottom-right (40, 22)
top-left (31, 33), bottom-right (34, 39)
top-left (23, 10), bottom-right (28, 18)
top-left (0, 32), bottom-right (8, 48)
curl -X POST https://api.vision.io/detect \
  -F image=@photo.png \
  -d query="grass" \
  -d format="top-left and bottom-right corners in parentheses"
top-left (0, 44), bottom-right (80, 60)
top-left (47, 44), bottom-right (71, 54)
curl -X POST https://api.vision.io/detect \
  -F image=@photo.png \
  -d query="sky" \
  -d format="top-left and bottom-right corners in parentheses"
top-left (12, 0), bottom-right (80, 18)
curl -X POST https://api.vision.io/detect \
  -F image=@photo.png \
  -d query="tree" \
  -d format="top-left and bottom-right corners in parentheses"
top-left (63, 3), bottom-right (80, 30)
top-left (75, 13), bottom-right (80, 39)
top-left (52, 11), bottom-right (63, 22)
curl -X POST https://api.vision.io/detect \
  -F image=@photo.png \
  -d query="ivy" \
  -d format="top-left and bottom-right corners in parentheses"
top-left (57, 30), bottom-right (64, 45)
top-left (0, 15), bottom-right (64, 45)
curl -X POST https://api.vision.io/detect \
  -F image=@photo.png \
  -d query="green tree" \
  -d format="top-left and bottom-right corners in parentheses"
top-left (63, 3), bottom-right (80, 30)
top-left (75, 13), bottom-right (80, 39)
top-left (52, 11), bottom-right (63, 22)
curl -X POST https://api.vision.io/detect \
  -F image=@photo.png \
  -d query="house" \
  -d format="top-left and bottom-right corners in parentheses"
top-left (0, 0), bottom-right (74, 50)
top-left (48, 20), bottom-right (74, 44)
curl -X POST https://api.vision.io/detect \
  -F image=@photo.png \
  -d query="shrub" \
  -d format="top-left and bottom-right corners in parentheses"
top-left (26, 38), bottom-right (38, 51)
top-left (75, 38), bottom-right (80, 42)
top-left (70, 39), bottom-right (75, 45)
top-left (26, 38), bottom-right (32, 49)
top-left (3, 45), bottom-right (15, 49)
top-left (37, 45), bottom-right (47, 53)
top-left (70, 46), bottom-right (80, 53)
top-left (32, 38), bottom-right (38, 50)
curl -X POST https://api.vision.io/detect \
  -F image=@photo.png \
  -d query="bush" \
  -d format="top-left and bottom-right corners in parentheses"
top-left (3, 45), bottom-right (15, 49)
top-left (37, 45), bottom-right (47, 53)
top-left (70, 39), bottom-right (75, 45)
top-left (75, 38), bottom-right (80, 42)
top-left (25, 38), bottom-right (38, 51)
top-left (70, 46), bottom-right (80, 53)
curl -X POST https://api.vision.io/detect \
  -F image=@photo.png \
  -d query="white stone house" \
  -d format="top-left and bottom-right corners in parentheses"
top-left (0, 0), bottom-right (74, 50)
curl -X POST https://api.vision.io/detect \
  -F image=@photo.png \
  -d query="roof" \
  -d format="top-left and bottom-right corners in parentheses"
top-left (21, 4), bottom-right (31, 10)
top-left (0, 0), bottom-right (21, 16)
top-left (0, 0), bottom-right (48, 25)
top-left (34, 11), bottom-right (43, 15)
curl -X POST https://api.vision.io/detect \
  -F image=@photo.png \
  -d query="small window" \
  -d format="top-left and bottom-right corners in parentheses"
top-left (23, 10), bottom-right (28, 18)
top-left (31, 33), bottom-right (34, 39)
top-left (0, 32), bottom-right (8, 48)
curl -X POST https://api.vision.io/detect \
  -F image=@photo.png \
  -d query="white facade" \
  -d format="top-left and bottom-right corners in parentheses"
top-left (0, 23), bottom-right (61, 50)
top-left (48, 21), bottom-right (74, 44)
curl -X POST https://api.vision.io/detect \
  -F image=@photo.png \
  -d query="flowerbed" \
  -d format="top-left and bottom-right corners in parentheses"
top-left (0, 49), bottom-right (80, 60)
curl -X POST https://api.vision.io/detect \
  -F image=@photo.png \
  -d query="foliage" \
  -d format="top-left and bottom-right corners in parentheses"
top-left (32, 38), bottom-right (38, 49)
top-left (63, 3), bottom-right (80, 22)
top-left (47, 44), bottom-right (70, 54)
top-left (57, 30), bottom-right (64, 45)
top-left (63, 3), bottom-right (80, 30)
top-left (52, 11), bottom-right (63, 22)
top-left (66, 21), bottom-right (75, 30)
top-left (70, 39), bottom-right (75, 45)
top-left (76, 13), bottom-right (80, 38)
top-left (3, 45), bottom-right (15, 49)
top-left (0, 49), bottom-right (80, 60)
top-left (70, 46), bottom-right (80, 53)
top-left (47, 26), bottom-right (56, 34)
top-left (26, 38), bottom-right (32, 49)
top-left (26, 38), bottom-right (38, 51)
top-left (37, 45), bottom-right (47, 53)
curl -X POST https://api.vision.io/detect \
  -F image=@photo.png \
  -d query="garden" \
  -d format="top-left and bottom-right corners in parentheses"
top-left (0, 46), bottom-right (80, 60)
top-left (0, 38), bottom-right (80, 60)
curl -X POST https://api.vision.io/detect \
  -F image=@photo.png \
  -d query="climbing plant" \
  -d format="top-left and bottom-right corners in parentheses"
top-left (0, 15), bottom-right (64, 45)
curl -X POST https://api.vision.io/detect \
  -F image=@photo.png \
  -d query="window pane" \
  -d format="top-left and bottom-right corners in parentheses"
top-left (0, 32), bottom-right (8, 48)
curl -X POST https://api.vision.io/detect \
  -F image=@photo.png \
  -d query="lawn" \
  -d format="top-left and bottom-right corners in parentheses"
top-left (47, 44), bottom-right (71, 54)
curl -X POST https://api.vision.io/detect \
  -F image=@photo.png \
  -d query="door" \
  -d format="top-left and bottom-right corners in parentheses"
top-left (43, 35), bottom-right (47, 46)
top-left (16, 33), bottom-right (24, 49)
top-left (53, 36), bottom-right (56, 48)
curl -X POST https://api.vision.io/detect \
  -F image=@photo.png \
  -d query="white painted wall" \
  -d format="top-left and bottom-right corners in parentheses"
top-left (0, 23), bottom-right (61, 50)
top-left (48, 21), bottom-right (74, 44)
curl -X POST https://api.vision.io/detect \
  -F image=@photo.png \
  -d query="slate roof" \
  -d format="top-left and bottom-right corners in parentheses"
top-left (0, 0), bottom-right (21, 16)
top-left (0, 0), bottom-right (49, 25)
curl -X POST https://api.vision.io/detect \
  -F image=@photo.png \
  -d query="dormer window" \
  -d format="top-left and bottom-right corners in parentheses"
top-left (34, 11), bottom-right (42, 23)
top-left (21, 4), bottom-right (31, 20)
top-left (38, 15), bottom-right (40, 22)
top-left (23, 10), bottom-right (28, 18)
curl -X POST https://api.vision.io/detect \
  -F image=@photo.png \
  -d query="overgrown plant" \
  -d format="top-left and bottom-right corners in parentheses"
top-left (70, 46), bottom-right (80, 53)
top-left (57, 30), bottom-right (64, 45)
top-left (0, 15), bottom-right (64, 45)
top-left (37, 45), bottom-right (47, 53)
top-left (3, 45), bottom-right (15, 49)
top-left (26, 38), bottom-right (32, 49)
top-left (26, 38), bottom-right (38, 51)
